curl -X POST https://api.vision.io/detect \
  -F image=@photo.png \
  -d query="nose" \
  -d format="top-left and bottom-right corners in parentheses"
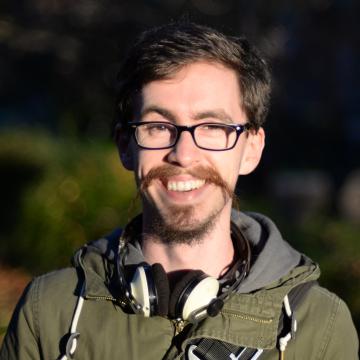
top-left (166, 130), bottom-right (200, 167)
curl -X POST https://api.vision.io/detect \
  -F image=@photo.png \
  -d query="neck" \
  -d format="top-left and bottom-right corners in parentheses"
top-left (141, 206), bottom-right (235, 278)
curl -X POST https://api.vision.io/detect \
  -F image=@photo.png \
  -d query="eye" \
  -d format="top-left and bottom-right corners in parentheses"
top-left (197, 123), bottom-right (232, 136)
top-left (202, 124), bottom-right (225, 130)
top-left (147, 123), bottom-right (166, 130)
top-left (142, 123), bottom-right (172, 135)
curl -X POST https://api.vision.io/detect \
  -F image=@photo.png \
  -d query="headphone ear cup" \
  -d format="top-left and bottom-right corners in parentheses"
top-left (169, 270), bottom-right (219, 320)
top-left (181, 276), bottom-right (219, 321)
top-left (169, 271), bottom-right (203, 319)
top-left (130, 265), bottom-right (153, 317)
top-left (151, 263), bottom-right (170, 316)
top-left (130, 263), bottom-right (170, 317)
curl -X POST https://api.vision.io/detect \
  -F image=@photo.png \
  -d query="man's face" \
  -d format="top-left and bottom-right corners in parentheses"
top-left (120, 61), bottom-right (264, 243)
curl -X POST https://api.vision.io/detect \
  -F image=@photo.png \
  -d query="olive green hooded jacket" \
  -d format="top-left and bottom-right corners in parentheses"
top-left (0, 212), bottom-right (358, 359)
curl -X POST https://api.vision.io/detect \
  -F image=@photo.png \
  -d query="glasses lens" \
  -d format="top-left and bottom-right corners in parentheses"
top-left (135, 123), bottom-right (176, 148)
top-left (194, 124), bottom-right (237, 150)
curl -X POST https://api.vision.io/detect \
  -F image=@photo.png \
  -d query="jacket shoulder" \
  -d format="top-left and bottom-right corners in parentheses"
top-left (0, 267), bottom-right (80, 360)
top-left (295, 284), bottom-right (359, 359)
top-left (33, 267), bottom-right (80, 298)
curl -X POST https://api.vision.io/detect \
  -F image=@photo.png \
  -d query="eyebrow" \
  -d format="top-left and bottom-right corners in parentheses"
top-left (140, 106), bottom-right (234, 124)
top-left (140, 106), bottom-right (177, 122)
top-left (192, 110), bottom-right (234, 124)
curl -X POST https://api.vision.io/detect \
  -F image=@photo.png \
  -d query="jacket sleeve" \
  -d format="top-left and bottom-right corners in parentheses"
top-left (317, 295), bottom-right (359, 360)
top-left (0, 279), bottom-right (41, 360)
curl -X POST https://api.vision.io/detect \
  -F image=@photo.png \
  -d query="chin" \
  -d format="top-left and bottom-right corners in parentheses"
top-left (147, 206), bottom-right (221, 246)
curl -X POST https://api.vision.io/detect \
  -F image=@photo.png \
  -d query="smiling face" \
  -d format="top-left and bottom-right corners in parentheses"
top-left (118, 61), bottom-right (265, 244)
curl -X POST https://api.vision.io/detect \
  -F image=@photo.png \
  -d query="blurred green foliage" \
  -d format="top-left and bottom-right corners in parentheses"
top-left (0, 129), bottom-right (137, 274)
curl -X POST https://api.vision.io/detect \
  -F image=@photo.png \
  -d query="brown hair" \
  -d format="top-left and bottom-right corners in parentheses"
top-left (114, 21), bottom-right (271, 133)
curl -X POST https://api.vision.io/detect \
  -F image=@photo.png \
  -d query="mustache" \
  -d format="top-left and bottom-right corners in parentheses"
top-left (140, 164), bottom-right (234, 198)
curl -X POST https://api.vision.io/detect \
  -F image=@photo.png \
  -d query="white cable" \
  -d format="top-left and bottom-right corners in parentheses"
top-left (283, 295), bottom-right (292, 317)
top-left (278, 294), bottom-right (297, 355)
top-left (59, 283), bottom-right (85, 360)
top-left (279, 333), bottom-right (292, 352)
top-left (70, 290), bottom-right (85, 333)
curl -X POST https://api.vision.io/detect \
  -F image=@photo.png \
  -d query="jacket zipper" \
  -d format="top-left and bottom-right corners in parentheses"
top-left (85, 295), bottom-right (117, 301)
top-left (221, 309), bottom-right (273, 324)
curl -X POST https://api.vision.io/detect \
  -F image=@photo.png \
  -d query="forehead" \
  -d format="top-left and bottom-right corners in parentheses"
top-left (134, 61), bottom-right (245, 122)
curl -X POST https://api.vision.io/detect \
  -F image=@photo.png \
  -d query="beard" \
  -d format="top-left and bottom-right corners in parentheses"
top-left (140, 164), bottom-right (234, 246)
top-left (146, 203), bottom-right (220, 245)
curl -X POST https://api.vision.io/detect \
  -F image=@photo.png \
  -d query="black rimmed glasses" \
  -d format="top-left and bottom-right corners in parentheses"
top-left (128, 121), bottom-right (251, 151)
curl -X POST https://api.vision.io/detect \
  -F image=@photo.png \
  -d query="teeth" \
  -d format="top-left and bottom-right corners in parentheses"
top-left (167, 179), bottom-right (205, 192)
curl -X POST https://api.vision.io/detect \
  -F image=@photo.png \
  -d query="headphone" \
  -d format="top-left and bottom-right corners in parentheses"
top-left (116, 221), bottom-right (250, 324)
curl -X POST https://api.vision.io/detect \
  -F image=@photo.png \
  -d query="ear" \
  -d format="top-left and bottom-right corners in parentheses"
top-left (238, 127), bottom-right (265, 175)
top-left (114, 123), bottom-right (134, 171)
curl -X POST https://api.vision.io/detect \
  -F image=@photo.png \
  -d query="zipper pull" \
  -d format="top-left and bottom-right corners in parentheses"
top-left (173, 318), bottom-right (185, 335)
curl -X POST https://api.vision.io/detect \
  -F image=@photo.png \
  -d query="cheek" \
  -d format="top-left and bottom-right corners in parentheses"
top-left (212, 153), bottom-right (242, 184)
top-left (226, 170), bottom-right (241, 190)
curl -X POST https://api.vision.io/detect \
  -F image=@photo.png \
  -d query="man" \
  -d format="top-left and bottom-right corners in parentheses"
top-left (1, 22), bottom-right (358, 360)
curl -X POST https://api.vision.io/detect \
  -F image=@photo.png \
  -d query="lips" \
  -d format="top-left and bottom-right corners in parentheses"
top-left (140, 164), bottom-right (233, 200)
top-left (167, 179), bottom-right (205, 192)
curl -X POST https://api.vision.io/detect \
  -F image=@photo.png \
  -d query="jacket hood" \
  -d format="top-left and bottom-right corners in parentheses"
top-left (232, 211), bottom-right (302, 293)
